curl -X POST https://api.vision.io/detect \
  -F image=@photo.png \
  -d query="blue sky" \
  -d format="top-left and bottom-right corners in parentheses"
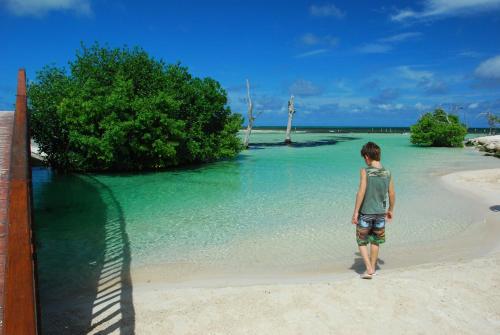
top-left (1, 0), bottom-right (500, 127)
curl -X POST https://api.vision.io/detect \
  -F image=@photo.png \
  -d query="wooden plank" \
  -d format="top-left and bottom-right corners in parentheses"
top-left (3, 69), bottom-right (38, 334)
top-left (0, 111), bottom-right (14, 334)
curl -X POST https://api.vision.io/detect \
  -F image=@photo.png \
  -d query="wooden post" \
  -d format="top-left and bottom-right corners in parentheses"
top-left (243, 79), bottom-right (254, 148)
top-left (285, 95), bottom-right (295, 144)
top-left (4, 69), bottom-right (38, 334)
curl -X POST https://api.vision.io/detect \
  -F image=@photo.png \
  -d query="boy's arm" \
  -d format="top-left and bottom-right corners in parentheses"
top-left (386, 177), bottom-right (395, 220)
top-left (352, 168), bottom-right (367, 225)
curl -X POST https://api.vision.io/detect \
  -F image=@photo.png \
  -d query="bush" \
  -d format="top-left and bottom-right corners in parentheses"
top-left (410, 108), bottom-right (467, 147)
top-left (29, 43), bottom-right (243, 172)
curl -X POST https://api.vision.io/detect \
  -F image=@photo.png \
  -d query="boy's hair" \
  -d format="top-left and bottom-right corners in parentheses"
top-left (361, 142), bottom-right (381, 161)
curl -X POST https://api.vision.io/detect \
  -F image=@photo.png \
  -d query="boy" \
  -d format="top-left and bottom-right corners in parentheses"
top-left (352, 142), bottom-right (395, 279)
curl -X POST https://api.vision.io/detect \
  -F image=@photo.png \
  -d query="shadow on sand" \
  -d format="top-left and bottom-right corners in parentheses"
top-left (349, 252), bottom-right (385, 275)
top-left (34, 170), bottom-right (135, 334)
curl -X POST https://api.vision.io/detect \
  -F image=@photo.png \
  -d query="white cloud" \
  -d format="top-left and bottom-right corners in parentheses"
top-left (334, 79), bottom-right (352, 93)
top-left (289, 79), bottom-right (323, 96)
top-left (397, 66), bottom-right (448, 95)
top-left (378, 32), bottom-right (422, 43)
top-left (419, 77), bottom-right (448, 94)
top-left (358, 43), bottom-right (392, 54)
top-left (294, 49), bottom-right (328, 59)
top-left (2, 0), bottom-right (92, 16)
top-left (397, 66), bottom-right (433, 81)
top-left (299, 33), bottom-right (338, 47)
top-left (391, 9), bottom-right (418, 21)
top-left (358, 32), bottom-right (421, 54)
top-left (309, 3), bottom-right (344, 18)
top-left (474, 55), bottom-right (500, 79)
top-left (415, 102), bottom-right (431, 111)
top-left (377, 103), bottom-right (404, 111)
top-left (468, 102), bottom-right (479, 109)
top-left (254, 95), bottom-right (287, 114)
top-left (391, 0), bottom-right (500, 22)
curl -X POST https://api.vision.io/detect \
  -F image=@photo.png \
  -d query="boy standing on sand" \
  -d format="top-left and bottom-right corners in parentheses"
top-left (352, 142), bottom-right (395, 279)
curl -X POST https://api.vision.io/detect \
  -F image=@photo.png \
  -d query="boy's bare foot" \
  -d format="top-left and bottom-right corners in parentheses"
top-left (360, 272), bottom-right (373, 279)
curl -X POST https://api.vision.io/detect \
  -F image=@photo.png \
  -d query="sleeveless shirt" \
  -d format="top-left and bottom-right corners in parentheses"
top-left (360, 166), bottom-right (391, 214)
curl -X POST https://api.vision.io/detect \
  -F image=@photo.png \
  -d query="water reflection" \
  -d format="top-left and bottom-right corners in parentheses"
top-left (33, 169), bottom-right (135, 334)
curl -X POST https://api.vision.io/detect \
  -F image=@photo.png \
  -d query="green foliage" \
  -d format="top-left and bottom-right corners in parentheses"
top-left (29, 43), bottom-right (243, 172)
top-left (410, 108), bottom-right (467, 147)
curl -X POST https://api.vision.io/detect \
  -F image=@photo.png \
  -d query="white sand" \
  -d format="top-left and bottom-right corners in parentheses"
top-left (442, 168), bottom-right (500, 206)
top-left (131, 255), bottom-right (500, 335)
top-left (108, 168), bottom-right (500, 334)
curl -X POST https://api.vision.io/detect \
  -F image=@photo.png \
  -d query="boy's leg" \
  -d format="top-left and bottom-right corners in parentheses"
top-left (369, 215), bottom-right (385, 273)
top-left (370, 243), bottom-right (379, 272)
top-left (356, 216), bottom-right (374, 275)
top-left (358, 245), bottom-right (373, 274)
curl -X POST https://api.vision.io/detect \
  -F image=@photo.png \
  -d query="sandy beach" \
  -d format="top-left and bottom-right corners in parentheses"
top-left (130, 253), bottom-right (500, 335)
top-left (88, 167), bottom-right (500, 334)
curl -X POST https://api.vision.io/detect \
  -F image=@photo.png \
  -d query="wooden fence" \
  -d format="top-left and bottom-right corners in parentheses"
top-left (2, 69), bottom-right (39, 334)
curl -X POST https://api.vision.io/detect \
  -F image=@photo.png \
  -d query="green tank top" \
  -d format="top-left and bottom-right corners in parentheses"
top-left (360, 166), bottom-right (391, 214)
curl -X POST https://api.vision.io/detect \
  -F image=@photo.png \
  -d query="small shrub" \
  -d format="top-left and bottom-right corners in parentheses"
top-left (410, 108), bottom-right (467, 147)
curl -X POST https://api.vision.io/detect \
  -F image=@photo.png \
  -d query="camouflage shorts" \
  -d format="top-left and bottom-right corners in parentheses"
top-left (356, 213), bottom-right (386, 246)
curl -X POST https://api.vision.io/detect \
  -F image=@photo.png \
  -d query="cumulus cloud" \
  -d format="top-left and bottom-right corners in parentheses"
top-left (391, 0), bottom-right (500, 22)
top-left (289, 79), bottom-right (323, 96)
top-left (475, 55), bottom-right (500, 79)
top-left (309, 3), bottom-right (345, 18)
top-left (2, 0), bottom-right (92, 16)
top-left (472, 55), bottom-right (500, 87)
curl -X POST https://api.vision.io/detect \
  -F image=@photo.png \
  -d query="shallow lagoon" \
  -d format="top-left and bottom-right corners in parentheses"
top-left (33, 132), bottom-right (499, 281)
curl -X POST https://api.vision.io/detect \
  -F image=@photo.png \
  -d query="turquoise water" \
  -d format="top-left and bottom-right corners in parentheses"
top-left (33, 132), bottom-right (499, 279)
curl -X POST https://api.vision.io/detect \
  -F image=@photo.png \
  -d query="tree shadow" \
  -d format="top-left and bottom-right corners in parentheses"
top-left (33, 168), bottom-right (135, 334)
top-left (84, 152), bottom-right (251, 177)
top-left (349, 252), bottom-right (385, 274)
top-left (249, 136), bottom-right (360, 149)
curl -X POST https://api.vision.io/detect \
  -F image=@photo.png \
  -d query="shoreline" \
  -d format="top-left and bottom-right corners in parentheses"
top-left (91, 167), bottom-right (500, 333)
top-left (128, 167), bottom-right (500, 289)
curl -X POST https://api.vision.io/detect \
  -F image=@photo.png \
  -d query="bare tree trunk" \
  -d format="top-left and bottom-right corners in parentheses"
top-left (487, 113), bottom-right (496, 135)
top-left (285, 95), bottom-right (295, 144)
top-left (243, 79), bottom-right (254, 148)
